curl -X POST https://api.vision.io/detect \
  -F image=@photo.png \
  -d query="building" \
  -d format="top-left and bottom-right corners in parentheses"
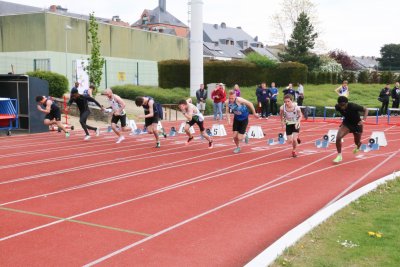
top-left (0, 0), bottom-right (188, 88)
top-left (351, 56), bottom-right (379, 71)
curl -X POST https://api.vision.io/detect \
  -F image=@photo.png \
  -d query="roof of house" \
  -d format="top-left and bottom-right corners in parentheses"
top-left (131, 6), bottom-right (187, 28)
top-left (243, 46), bottom-right (279, 61)
top-left (0, 1), bottom-right (123, 25)
top-left (0, 0), bottom-right (42, 15)
top-left (203, 23), bottom-right (260, 46)
top-left (351, 56), bottom-right (379, 69)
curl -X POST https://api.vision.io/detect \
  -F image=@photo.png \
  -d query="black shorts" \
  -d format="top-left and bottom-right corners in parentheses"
top-left (45, 108), bottom-right (61, 121)
top-left (111, 114), bottom-right (127, 127)
top-left (145, 115), bottom-right (159, 127)
top-left (233, 118), bottom-right (248, 135)
top-left (187, 118), bottom-right (205, 132)
top-left (286, 124), bottom-right (300, 135)
top-left (342, 122), bottom-right (363, 134)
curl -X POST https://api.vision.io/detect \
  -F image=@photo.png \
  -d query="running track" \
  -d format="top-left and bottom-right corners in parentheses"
top-left (1, 117), bottom-right (399, 266)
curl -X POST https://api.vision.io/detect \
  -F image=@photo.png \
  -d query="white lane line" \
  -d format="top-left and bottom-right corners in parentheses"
top-left (325, 149), bottom-right (400, 206)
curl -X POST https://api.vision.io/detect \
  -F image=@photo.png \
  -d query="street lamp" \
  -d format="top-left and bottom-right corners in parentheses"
top-left (65, 25), bottom-right (72, 80)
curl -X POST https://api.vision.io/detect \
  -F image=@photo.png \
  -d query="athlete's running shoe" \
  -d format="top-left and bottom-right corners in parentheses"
top-left (84, 135), bottom-right (91, 141)
top-left (116, 136), bottom-right (125, 144)
top-left (292, 151), bottom-right (298, 158)
top-left (96, 128), bottom-right (100, 136)
top-left (333, 154), bottom-right (343, 163)
top-left (65, 132), bottom-right (70, 138)
top-left (233, 147), bottom-right (241, 153)
top-left (353, 147), bottom-right (360, 154)
top-left (155, 141), bottom-right (161, 148)
top-left (208, 140), bottom-right (213, 149)
top-left (186, 136), bottom-right (194, 145)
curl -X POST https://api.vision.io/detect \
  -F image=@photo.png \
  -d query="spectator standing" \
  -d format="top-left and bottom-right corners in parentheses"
top-left (83, 84), bottom-right (95, 97)
top-left (196, 84), bottom-right (207, 114)
top-left (379, 83), bottom-right (391, 115)
top-left (391, 82), bottom-right (400, 113)
top-left (283, 83), bottom-right (296, 101)
top-left (233, 84), bottom-right (241, 97)
top-left (211, 83), bottom-right (225, 120)
top-left (335, 80), bottom-right (349, 97)
top-left (269, 82), bottom-right (279, 115)
top-left (257, 82), bottom-right (270, 118)
top-left (296, 82), bottom-right (304, 106)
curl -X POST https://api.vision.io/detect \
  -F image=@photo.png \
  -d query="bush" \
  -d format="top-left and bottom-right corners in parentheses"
top-left (267, 62), bottom-right (308, 87)
top-left (358, 71), bottom-right (370, 83)
top-left (110, 84), bottom-right (188, 104)
top-left (158, 60), bottom-right (306, 89)
top-left (26, 70), bottom-right (68, 97)
top-left (244, 52), bottom-right (278, 68)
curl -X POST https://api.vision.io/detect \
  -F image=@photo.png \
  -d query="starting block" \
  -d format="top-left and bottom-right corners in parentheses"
top-left (248, 125), bottom-right (264, 139)
top-left (169, 126), bottom-right (177, 137)
top-left (211, 124), bottom-right (227, 136)
top-left (360, 138), bottom-right (380, 152)
top-left (315, 139), bottom-right (329, 148)
top-left (178, 122), bottom-right (195, 134)
top-left (369, 131), bottom-right (387, 147)
top-left (268, 132), bottom-right (286, 145)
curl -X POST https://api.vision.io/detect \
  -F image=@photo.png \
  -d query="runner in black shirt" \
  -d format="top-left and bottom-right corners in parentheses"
top-left (66, 88), bottom-right (104, 141)
top-left (333, 96), bottom-right (368, 163)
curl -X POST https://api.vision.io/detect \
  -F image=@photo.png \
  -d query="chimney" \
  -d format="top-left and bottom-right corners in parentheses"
top-left (213, 24), bottom-right (218, 29)
top-left (49, 5), bottom-right (57, 12)
top-left (220, 22), bottom-right (226, 28)
top-left (159, 0), bottom-right (166, 12)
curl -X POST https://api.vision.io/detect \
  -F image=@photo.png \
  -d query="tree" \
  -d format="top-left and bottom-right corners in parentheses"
top-left (328, 50), bottom-right (357, 70)
top-left (279, 12), bottom-right (320, 71)
top-left (378, 44), bottom-right (400, 71)
top-left (269, 0), bottom-right (318, 45)
top-left (86, 12), bottom-right (105, 90)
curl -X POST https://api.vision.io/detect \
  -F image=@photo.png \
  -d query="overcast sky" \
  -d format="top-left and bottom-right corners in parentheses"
top-left (6, 0), bottom-right (400, 57)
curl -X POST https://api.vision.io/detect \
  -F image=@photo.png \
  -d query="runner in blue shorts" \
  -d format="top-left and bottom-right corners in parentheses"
top-left (226, 90), bottom-right (258, 153)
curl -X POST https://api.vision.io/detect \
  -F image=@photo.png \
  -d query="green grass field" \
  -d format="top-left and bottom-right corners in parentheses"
top-left (237, 83), bottom-right (384, 115)
top-left (270, 178), bottom-right (400, 266)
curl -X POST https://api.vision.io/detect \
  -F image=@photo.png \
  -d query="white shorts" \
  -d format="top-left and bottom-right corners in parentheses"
top-left (197, 102), bottom-right (206, 111)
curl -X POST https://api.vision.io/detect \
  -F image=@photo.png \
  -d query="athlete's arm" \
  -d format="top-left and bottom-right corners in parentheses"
top-left (238, 97), bottom-right (258, 119)
top-left (145, 99), bottom-right (154, 118)
top-left (42, 100), bottom-right (52, 114)
top-left (114, 95), bottom-right (126, 115)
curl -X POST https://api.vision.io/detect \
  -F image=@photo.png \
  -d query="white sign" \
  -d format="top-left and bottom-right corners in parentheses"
top-left (76, 59), bottom-right (89, 94)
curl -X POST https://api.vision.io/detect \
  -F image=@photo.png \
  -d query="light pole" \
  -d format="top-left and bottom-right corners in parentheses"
top-left (65, 25), bottom-right (72, 81)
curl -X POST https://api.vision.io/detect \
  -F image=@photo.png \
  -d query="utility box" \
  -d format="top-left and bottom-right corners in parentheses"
top-left (0, 75), bottom-right (49, 133)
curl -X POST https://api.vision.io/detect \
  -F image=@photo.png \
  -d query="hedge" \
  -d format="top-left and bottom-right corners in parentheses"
top-left (26, 70), bottom-right (68, 98)
top-left (158, 60), bottom-right (307, 88)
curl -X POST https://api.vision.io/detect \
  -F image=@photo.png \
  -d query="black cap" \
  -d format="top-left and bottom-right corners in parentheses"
top-left (71, 88), bottom-right (78, 94)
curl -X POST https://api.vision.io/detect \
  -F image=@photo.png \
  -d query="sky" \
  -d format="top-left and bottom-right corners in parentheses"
top-left (5, 0), bottom-right (400, 57)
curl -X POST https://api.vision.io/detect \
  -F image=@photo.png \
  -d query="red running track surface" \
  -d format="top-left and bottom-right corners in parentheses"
top-left (1, 116), bottom-right (400, 266)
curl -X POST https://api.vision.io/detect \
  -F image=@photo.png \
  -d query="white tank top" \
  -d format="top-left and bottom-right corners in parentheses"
top-left (283, 103), bottom-right (300, 124)
top-left (108, 95), bottom-right (125, 115)
top-left (188, 103), bottom-right (204, 122)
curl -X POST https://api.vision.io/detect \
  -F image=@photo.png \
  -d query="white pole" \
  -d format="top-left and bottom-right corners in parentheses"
top-left (65, 25), bottom-right (72, 83)
top-left (189, 0), bottom-right (204, 97)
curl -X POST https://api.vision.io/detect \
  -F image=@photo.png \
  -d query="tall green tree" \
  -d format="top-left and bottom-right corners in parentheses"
top-left (86, 12), bottom-right (105, 90)
top-left (378, 44), bottom-right (400, 71)
top-left (279, 12), bottom-right (320, 71)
